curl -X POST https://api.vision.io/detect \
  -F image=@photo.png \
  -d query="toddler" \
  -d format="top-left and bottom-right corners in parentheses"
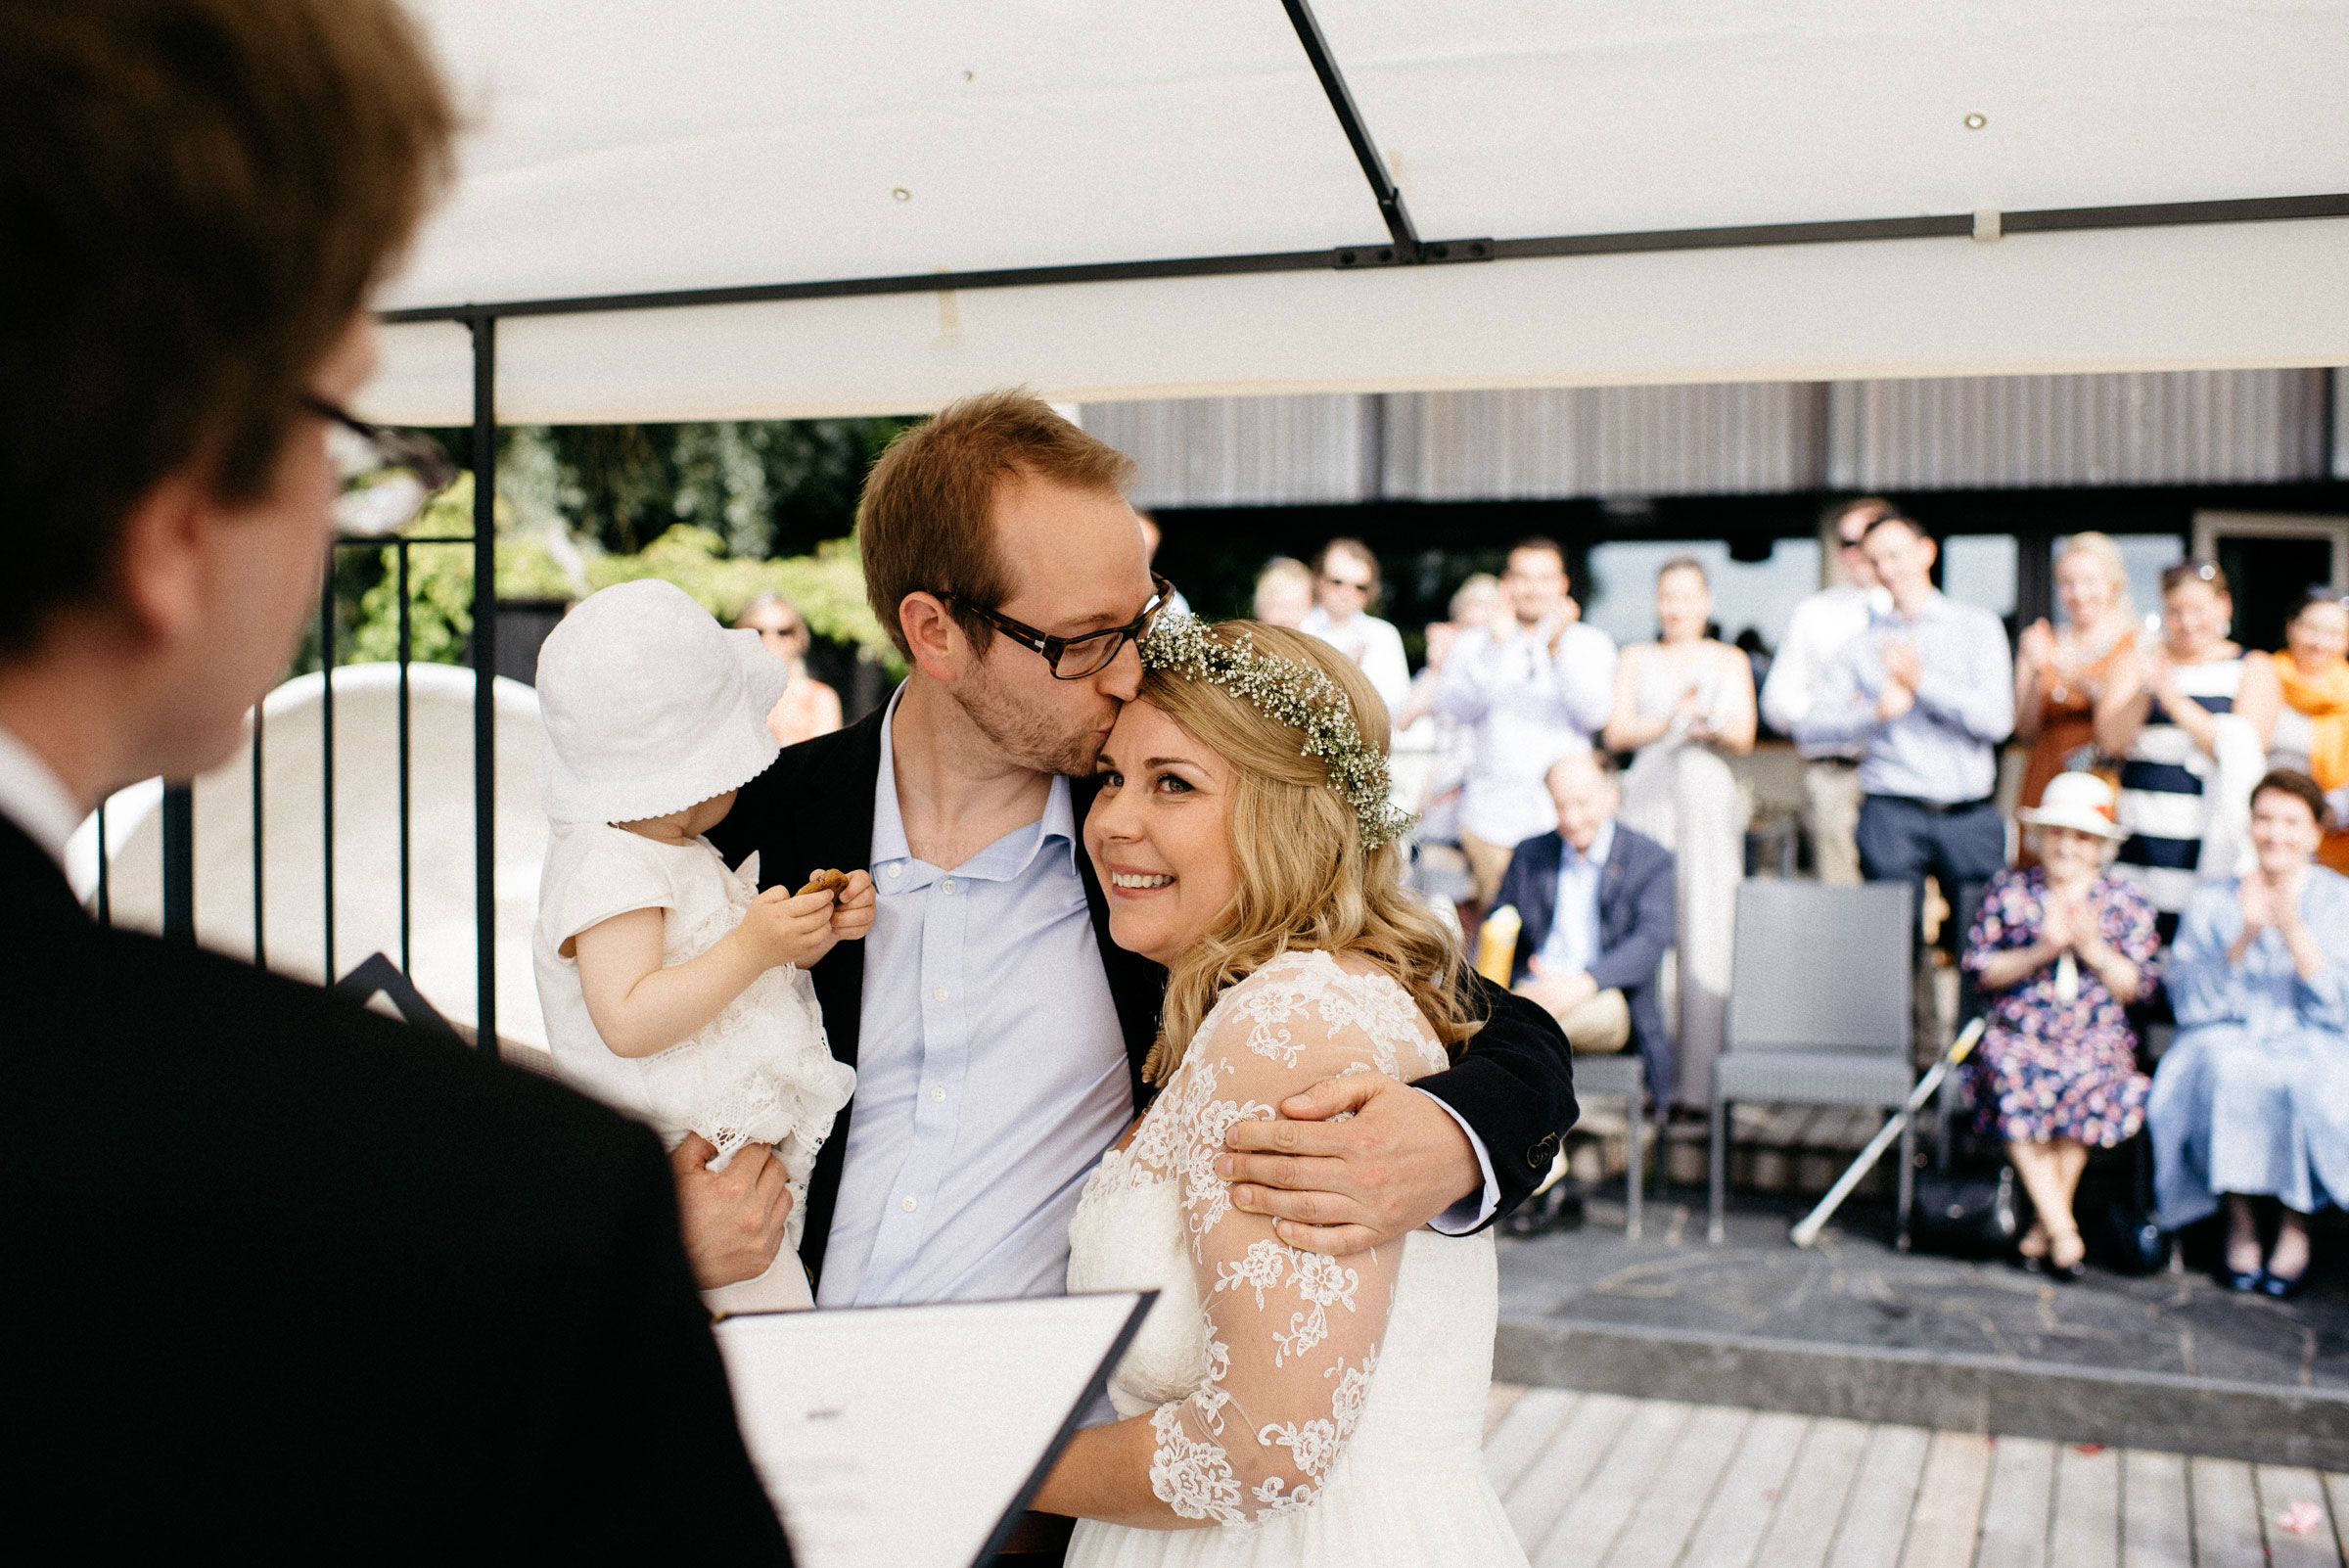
top-left (530, 580), bottom-right (868, 1313)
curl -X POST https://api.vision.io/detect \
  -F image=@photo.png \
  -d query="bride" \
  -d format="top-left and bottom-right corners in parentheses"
top-left (1032, 617), bottom-right (1527, 1566)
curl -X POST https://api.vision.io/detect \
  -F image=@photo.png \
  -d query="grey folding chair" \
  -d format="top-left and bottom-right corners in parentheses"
top-left (1568, 1050), bottom-right (1658, 1238)
top-left (1710, 880), bottom-right (1917, 1245)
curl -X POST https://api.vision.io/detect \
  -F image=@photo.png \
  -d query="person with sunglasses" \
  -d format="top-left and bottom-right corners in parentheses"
top-left (738, 591), bottom-right (845, 744)
top-left (705, 388), bottom-right (1576, 1564)
top-left (1298, 536), bottom-right (1411, 719)
top-left (1759, 496), bottom-right (1896, 885)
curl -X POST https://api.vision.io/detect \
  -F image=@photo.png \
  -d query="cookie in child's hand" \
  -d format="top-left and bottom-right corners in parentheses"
top-left (797, 868), bottom-right (851, 899)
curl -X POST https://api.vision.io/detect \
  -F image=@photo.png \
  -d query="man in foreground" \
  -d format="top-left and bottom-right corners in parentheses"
top-left (0, 2), bottom-right (786, 1552)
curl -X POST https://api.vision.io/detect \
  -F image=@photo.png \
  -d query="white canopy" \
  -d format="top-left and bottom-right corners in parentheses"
top-left (361, 1), bottom-right (2349, 426)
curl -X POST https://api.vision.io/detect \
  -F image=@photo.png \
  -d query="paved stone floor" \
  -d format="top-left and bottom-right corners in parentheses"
top-left (1482, 1385), bottom-right (2349, 1568)
top-left (1497, 1191), bottom-right (2349, 1393)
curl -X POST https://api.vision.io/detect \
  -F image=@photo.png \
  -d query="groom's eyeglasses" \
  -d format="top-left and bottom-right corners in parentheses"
top-left (946, 574), bottom-right (1175, 679)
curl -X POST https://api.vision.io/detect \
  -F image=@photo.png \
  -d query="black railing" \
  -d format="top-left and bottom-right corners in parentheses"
top-left (117, 316), bottom-right (501, 1053)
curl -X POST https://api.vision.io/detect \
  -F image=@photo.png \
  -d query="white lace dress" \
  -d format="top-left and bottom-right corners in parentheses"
top-left (1064, 949), bottom-right (1526, 1567)
top-left (532, 822), bottom-right (855, 1312)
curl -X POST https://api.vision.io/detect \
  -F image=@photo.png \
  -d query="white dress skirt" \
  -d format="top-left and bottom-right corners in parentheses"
top-left (1062, 950), bottom-right (1526, 1568)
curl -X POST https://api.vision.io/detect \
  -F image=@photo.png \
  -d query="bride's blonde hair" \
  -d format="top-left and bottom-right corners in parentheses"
top-left (1136, 621), bottom-right (1483, 1084)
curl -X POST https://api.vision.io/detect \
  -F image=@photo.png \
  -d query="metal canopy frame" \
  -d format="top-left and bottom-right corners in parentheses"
top-left (382, 1), bottom-right (2349, 330)
top-left (154, 3), bottom-right (2346, 1059)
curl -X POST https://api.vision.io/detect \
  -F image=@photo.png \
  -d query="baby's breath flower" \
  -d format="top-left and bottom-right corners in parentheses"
top-left (1139, 616), bottom-right (1412, 852)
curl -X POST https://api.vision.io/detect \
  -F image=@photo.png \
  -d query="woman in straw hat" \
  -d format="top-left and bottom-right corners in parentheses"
top-left (1960, 772), bottom-right (2158, 1278)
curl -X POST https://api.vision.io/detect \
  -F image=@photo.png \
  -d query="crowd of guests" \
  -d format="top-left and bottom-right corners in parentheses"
top-left (1229, 504), bottom-right (2349, 1289)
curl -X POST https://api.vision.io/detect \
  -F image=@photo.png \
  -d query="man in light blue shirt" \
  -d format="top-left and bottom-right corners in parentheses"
top-left (1794, 512), bottom-right (2013, 964)
top-left (817, 688), bottom-right (1131, 1306)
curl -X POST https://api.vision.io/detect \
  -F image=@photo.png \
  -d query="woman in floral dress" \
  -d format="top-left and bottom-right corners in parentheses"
top-left (1962, 772), bottom-right (2158, 1277)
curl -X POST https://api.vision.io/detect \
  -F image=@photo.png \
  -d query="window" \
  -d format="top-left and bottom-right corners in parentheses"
top-left (1582, 538), bottom-right (1821, 653)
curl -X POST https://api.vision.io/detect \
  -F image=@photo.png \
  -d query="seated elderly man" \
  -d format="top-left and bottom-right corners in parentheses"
top-left (1491, 751), bottom-right (1679, 1102)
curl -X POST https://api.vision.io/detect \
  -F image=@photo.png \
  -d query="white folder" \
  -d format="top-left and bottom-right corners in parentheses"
top-left (714, 1291), bottom-right (1155, 1568)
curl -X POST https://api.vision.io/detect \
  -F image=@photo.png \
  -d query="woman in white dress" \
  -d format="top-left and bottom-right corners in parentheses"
top-left (1603, 556), bottom-right (1756, 1108)
top-left (1032, 618), bottom-right (1527, 1567)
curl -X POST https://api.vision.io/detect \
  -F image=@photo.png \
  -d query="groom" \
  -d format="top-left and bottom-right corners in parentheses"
top-left (706, 391), bottom-right (1578, 1314)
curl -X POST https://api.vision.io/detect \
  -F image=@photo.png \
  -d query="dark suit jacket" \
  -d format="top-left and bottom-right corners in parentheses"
top-left (1495, 823), bottom-right (1679, 1099)
top-left (0, 817), bottom-right (788, 1560)
top-left (709, 701), bottom-right (1580, 1288)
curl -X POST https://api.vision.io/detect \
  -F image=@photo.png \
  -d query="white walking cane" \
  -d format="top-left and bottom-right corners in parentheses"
top-left (1789, 1017), bottom-right (1986, 1249)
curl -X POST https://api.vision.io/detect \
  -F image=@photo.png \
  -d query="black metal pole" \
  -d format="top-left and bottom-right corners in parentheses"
top-left (161, 783), bottom-right (194, 942)
top-left (1277, 0), bottom-right (1420, 257)
top-left (251, 702), bottom-right (265, 968)
top-left (94, 802), bottom-right (110, 926)
top-left (380, 192), bottom-right (2349, 327)
top-left (319, 558), bottom-right (336, 980)
top-left (397, 540), bottom-right (413, 976)
top-left (470, 315), bottom-right (498, 1056)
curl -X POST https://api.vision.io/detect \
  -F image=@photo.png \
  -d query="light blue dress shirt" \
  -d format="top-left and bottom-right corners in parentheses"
top-left (1536, 822), bottom-right (1613, 978)
top-left (1790, 590), bottom-right (2013, 804)
top-left (816, 697), bottom-right (1133, 1309)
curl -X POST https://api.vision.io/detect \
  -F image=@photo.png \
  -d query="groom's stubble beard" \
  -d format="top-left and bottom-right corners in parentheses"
top-left (953, 645), bottom-right (1113, 778)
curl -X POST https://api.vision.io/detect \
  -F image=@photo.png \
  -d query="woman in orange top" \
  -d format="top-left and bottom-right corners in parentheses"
top-left (2270, 589), bottom-right (2349, 874)
top-left (2012, 533), bottom-right (2139, 865)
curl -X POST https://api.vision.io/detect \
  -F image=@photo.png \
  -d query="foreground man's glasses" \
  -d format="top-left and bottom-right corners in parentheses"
top-left (306, 395), bottom-right (459, 536)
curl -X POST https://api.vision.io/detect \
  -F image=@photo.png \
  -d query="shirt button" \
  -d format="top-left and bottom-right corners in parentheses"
top-left (934, 987), bottom-right (949, 1000)
top-left (930, 1085), bottom-right (946, 1103)
top-left (900, 1195), bottom-right (918, 1213)
top-left (887, 863), bottom-right (903, 879)
top-left (942, 879), bottom-right (956, 895)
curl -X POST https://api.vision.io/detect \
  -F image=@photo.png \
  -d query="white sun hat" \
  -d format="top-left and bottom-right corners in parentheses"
top-left (535, 578), bottom-right (788, 824)
top-left (2016, 770), bottom-right (2129, 840)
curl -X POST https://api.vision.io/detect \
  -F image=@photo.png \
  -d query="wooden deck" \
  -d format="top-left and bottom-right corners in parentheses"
top-left (1483, 1385), bottom-right (2349, 1567)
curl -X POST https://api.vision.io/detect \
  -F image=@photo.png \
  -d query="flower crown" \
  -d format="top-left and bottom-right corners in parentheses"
top-left (1138, 615), bottom-right (1413, 852)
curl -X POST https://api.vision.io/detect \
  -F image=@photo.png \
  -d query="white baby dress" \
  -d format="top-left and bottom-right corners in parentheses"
top-left (533, 821), bottom-right (855, 1313)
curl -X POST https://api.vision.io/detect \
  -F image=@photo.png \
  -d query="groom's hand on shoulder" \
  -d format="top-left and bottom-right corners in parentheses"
top-left (1217, 1076), bottom-right (1478, 1257)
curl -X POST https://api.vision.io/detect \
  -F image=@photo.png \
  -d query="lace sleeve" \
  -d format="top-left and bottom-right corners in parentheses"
top-left (1142, 955), bottom-right (1447, 1524)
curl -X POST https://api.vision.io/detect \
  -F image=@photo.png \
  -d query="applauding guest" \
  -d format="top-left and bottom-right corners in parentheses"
top-left (1960, 773), bottom-right (2157, 1279)
top-left (1434, 538), bottom-right (1618, 910)
top-left (1605, 557), bottom-right (1755, 1106)
top-left (2149, 770), bottom-right (2349, 1297)
top-left (2269, 588), bottom-right (2349, 874)
top-left (1762, 497), bottom-right (1895, 885)
top-left (0, 1), bottom-right (785, 1555)
top-left (1793, 513), bottom-right (2013, 933)
top-left (2012, 533), bottom-right (2140, 866)
top-left (2098, 560), bottom-right (2280, 939)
